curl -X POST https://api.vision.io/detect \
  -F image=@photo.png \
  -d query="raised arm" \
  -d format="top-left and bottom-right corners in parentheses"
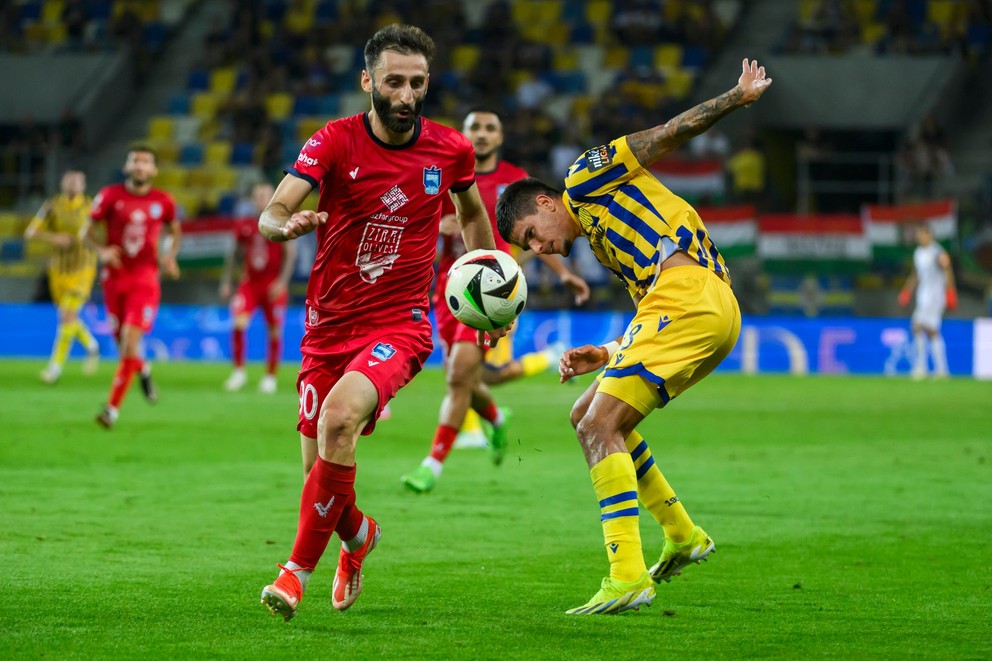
top-left (450, 183), bottom-right (496, 251)
top-left (626, 58), bottom-right (772, 168)
top-left (259, 175), bottom-right (325, 242)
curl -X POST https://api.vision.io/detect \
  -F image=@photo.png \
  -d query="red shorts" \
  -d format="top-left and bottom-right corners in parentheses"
top-left (103, 275), bottom-right (160, 334)
top-left (296, 319), bottom-right (433, 438)
top-left (232, 280), bottom-right (287, 328)
top-left (434, 297), bottom-right (483, 355)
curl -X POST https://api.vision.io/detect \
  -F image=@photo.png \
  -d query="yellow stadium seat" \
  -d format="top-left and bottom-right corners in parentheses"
top-left (534, 0), bottom-right (563, 23)
top-left (147, 116), bottom-right (174, 140)
top-left (511, 1), bottom-right (537, 25)
top-left (296, 118), bottom-right (326, 142)
top-left (22, 22), bottom-right (48, 43)
top-left (544, 22), bottom-right (570, 47)
top-left (210, 67), bottom-right (238, 94)
top-left (284, 3), bottom-right (314, 35)
top-left (265, 93), bottom-right (294, 121)
top-left (553, 48), bottom-right (579, 70)
top-left (654, 44), bottom-right (683, 71)
top-left (155, 166), bottom-right (189, 190)
top-left (604, 46), bottom-right (629, 68)
top-left (0, 213), bottom-right (26, 238)
top-left (211, 167), bottom-right (238, 190)
top-left (191, 92), bottom-right (222, 119)
top-left (851, 0), bottom-right (876, 23)
top-left (861, 22), bottom-right (887, 45)
top-left (170, 189), bottom-right (202, 218)
top-left (42, 0), bottom-right (65, 24)
top-left (797, 0), bottom-right (817, 26)
top-left (586, 0), bottom-right (611, 25)
top-left (155, 142), bottom-right (180, 164)
top-left (48, 22), bottom-right (67, 44)
top-left (205, 141), bottom-right (232, 166)
top-left (186, 167), bottom-right (215, 189)
top-left (665, 69), bottom-right (695, 99)
top-left (450, 45), bottom-right (480, 73)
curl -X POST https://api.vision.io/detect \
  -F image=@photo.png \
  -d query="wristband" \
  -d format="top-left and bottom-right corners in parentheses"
top-left (602, 340), bottom-right (620, 360)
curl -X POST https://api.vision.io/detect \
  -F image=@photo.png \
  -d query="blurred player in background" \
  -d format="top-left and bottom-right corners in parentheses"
top-left (497, 58), bottom-right (772, 615)
top-left (257, 24), bottom-right (506, 622)
top-left (898, 223), bottom-right (957, 379)
top-left (24, 169), bottom-right (100, 384)
top-left (220, 182), bottom-right (296, 394)
top-left (402, 108), bottom-right (589, 493)
top-left (86, 146), bottom-right (181, 428)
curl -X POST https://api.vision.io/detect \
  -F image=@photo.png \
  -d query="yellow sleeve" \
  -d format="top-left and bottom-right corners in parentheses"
top-left (24, 200), bottom-right (52, 237)
top-left (563, 136), bottom-right (644, 201)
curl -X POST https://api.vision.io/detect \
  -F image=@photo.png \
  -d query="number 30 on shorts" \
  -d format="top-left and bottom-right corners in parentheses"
top-left (299, 381), bottom-right (318, 420)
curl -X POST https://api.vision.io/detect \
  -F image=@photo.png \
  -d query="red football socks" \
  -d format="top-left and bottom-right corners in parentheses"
top-left (266, 335), bottom-right (281, 375)
top-left (108, 356), bottom-right (142, 408)
top-left (429, 424), bottom-right (459, 463)
top-left (232, 328), bottom-right (245, 368)
top-left (288, 458), bottom-right (356, 571)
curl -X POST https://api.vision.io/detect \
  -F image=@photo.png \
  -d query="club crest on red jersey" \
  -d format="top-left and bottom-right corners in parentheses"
top-left (423, 165), bottom-right (441, 195)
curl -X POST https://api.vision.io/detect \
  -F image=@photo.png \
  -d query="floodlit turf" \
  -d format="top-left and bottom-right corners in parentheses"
top-left (0, 359), bottom-right (989, 660)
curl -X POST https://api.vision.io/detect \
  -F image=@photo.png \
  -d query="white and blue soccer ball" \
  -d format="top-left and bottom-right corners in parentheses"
top-left (444, 249), bottom-right (527, 331)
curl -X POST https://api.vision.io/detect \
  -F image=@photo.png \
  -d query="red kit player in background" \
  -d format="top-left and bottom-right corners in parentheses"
top-left (220, 181), bottom-right (296, 394)
top-left (257, 24), bottom-right (507, 621)
top-left (402, 108), bottom-right (590, 493)
top-left (86, 145), bottom-right (181, 429)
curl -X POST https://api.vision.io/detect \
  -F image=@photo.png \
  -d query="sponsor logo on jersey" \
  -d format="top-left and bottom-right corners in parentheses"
top-left (423, 165), bottom-right (441, 195)
top-left (149, 202), bottom-right (162, 219)
top-left (380, 185), bottom-right (409, 212)
top-left (585, 145), bottom-right (613, 171)
top-left (307, 137), bottom-right (321, 148)
top-left (130, 209), bottom-right (147, 224)
top-left (356, 223), bottom-right (403, 283)
top-left (371, 342), bottom-right (396, 361)
top-left (297, 153), bottom-right (319, 167)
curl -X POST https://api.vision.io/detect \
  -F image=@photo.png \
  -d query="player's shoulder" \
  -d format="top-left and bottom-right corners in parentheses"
top-left (421, 117), bottom-right (473, 149)
top-left (497, 160), bottom-right (529, 180)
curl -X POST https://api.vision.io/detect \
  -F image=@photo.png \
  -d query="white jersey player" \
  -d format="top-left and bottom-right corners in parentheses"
top-left (898, 224), bottom-right (957, 379)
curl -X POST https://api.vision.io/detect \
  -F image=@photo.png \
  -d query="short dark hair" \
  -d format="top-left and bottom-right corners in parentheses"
top-left (464, 106), bottom-right (503, 124)
top-left (364, 24), bottom-right (435, 72)
top-left (127, 143), bottom-right (157, 164)
top-left (495, 177), bottom-right (563, 244)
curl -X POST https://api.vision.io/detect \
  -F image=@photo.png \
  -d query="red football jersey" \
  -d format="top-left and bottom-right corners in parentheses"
top-left (289, 113), bottom-right (475, 328)
top-left (237, 219), bottom-right (284, 284)
top-left (90, 183), bottom-right (176, 279)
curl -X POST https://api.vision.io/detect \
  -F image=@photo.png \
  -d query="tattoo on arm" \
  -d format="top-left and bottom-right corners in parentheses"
top-left (627, 87), bottom-right (745, 167)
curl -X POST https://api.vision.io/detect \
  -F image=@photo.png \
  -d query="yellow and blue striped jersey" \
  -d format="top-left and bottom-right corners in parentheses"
top-left (26, 193), bottom-right (96, 276)
top-left (563, 136), bottom-right (729, 300)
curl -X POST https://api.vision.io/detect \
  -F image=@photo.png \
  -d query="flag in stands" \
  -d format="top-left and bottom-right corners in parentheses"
top-left (758, 213), bottom-right (870, 272)
top-left (650, 158), bottom-right (725, 201)
top-left (862, 199), bottom-right (957, 264)
top-left (698, 205), bottom-right (757, 258)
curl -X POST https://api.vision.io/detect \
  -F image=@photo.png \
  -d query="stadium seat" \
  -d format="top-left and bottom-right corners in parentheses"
top-left (154, 142), bottom-right (180, 164)
top-left (293, 95), bottom-right (319, 117)
top-left (681, 46), bottom-right (708, 70)
top-left (296, 117), bottom-right (325, 142)
top-left (147, 116), bottom-right (174, 140)
top-left (230, 142), bottom-right (256, 166)
top-left (265, 93), bottom-right (294, 121)
top-left (166, 93), bottom-right (190, 115)
top-left (42, 0), bottom-right (64, 24)
top-left (569, 22), bottom-right (595, 44)
top-left (3, 238), bottom-right (27, 262)
top-left (315, 1), bottom-right (337, 24)
top-left (205, 141), bottom-right (232, 166)
top-left (179, 143), bottom-right (204, 166)
top-left (172, 116), bottom-right (202, 143)
top-left (187, 69), bottom-right (210, 92)
top-left (210, 67), bottom-right (238, 94)
top-left (155, 166), bottom-right (189, 190)
top-left (339, 92), bottom-right (368, 117)
top-left (170, 189), bottom-right (202, 219)
top-left (654, 44), bottom-right (683, 71)
top-left (450, 45), bottom-right (480, 73)
top-left (217, 192), bottom-right (238, 216)
top-left (604, 45), bottom-right (629, 68)
top-left (143, 22), bottom-right (167, 51)
top-left (317, 94), bottom-right (339, 116)
top-left (630, 46), bottom-right (654, 69)
top-left (553, 47), bottom-right (579, 70)
top-left (18, 2), bottom-right (42, 23)
top-left (665, 69), bottom-right (695, 99)
top-left (191, 92), bottom-right (221, 119)
top-left (585, 0), bottom-right (611, 25)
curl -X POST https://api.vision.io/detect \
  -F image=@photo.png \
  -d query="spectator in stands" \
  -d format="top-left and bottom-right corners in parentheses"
top-left (611, 0), bottom-right (666, 46)
top-left (727, 135), bottom-right (767, 207)
top-left (896, 114), bottom-right (954, 201)
top-left (63, 0), bottom-right (89, 50)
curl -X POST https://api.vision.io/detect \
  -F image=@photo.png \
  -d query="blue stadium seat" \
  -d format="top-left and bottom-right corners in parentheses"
top-left (231, 142), bottom-right (256, 165)
top-left (282, 143), bottom-right (301, 165)
top-left (293, 95), bottom-right (319, 116)
top-left (18, 2), bottom-right (42, 23)
top-left (562, 1), bottom-right (588, 25)
top-left (167, 93), bottom-right (190, 115)
top-left (217, 192), bottom-right (239, 216)
top-left (630, 46), bottom-right (654, 69)
top-left (144, 22), bottom-right (167, 51)
top-left (86, 0), bottom-right (112, 21)
top-left (315, 1), bottom-right (338, 23)
top-left (187, 70), bottom-right (209, 91)
top-left (0, 239), bottom-right (24, 261)
top-left (681, 46), bottom-right (708, 69)
top-left (317, 94), bottom-right (340, 115)
top-left (179, 143), bottom-right (204, 165)
top-left (569, 22), bottom-right (595, 44)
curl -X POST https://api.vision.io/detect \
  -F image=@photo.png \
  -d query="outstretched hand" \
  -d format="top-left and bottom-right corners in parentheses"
top-left (737, 58), bottom-right (773, 106)
top-left (559, 344), bottom-right (610, 383)
top-left (282, 210), bottom-right (328, 239)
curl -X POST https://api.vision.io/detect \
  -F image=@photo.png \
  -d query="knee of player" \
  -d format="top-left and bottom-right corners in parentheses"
top-left (445, 364), bottom-right (478, 391)
top-left (569, 397), bottom-right (589, 430)
top-left (315, 407), bottom-right (363, 447)
top-left (575, 412), bottom-right (608, 446)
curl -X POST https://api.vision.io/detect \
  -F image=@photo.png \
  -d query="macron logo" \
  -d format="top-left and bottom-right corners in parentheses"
top-left (313, 496), bottom-right (335, 518)
top-left (349, 167), bottom-right (360, 179)
top-left (609, 543), bottom-right (619, 553)
top-left (367, 360), bottom-right (379, 366)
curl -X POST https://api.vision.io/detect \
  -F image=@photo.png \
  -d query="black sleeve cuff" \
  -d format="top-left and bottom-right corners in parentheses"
top-left (285, 168), bottom-right (319, 189)
top-left (449, 177), bottom-right (476, 194)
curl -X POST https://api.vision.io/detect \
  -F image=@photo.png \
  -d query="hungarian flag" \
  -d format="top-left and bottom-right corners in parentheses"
top-left (178, 217), bottom-right (239, 267)
top-left (757, 213), bottom-right (870, 272)
top-left (650, 158), bottom-right (725, 201)
top-left (698, 205), bottom-right (757, 259)
top-left (862, 199), bottom-right (957, 264)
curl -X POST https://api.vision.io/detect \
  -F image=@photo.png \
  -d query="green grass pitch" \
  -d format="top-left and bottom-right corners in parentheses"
top-left (0, 359), bottom-right (989, 660)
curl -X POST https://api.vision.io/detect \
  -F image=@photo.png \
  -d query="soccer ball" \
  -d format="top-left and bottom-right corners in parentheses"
top-left (445, 249), bottom-right (527, 331)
